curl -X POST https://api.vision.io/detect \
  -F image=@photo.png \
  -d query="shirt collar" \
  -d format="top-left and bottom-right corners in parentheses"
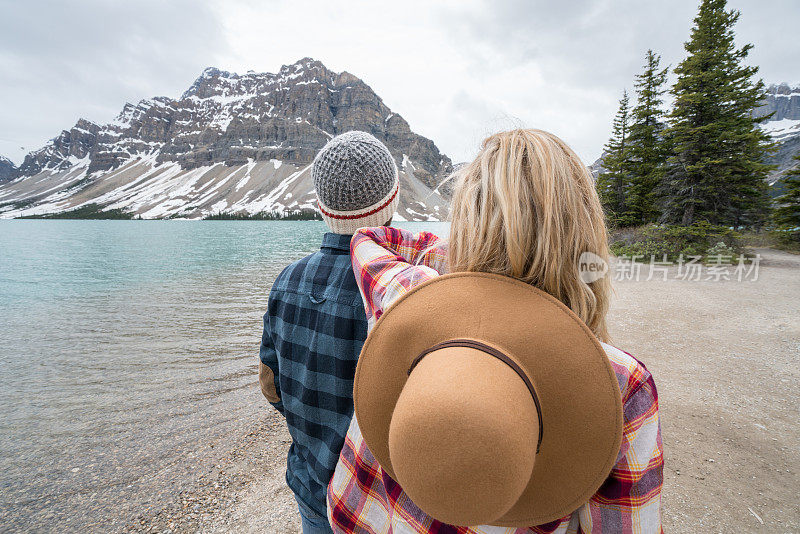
top-left (321, 232), bottom-right (352, 255)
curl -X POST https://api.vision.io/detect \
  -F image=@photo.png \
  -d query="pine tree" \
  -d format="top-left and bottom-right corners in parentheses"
top-left (661, 0), bottom-right (773, 227)
top-left (773, 153), bottom-right (800, 227)
top-left (627, 50), bottom-right (669, 224)
top-left (597, 90), bottom-right (634, 226)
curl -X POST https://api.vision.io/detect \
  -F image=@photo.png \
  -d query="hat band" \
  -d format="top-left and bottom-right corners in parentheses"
top-left (407, 338), bottom-right (544, 453)
top-left (317, 182), bottom-right (399, 220)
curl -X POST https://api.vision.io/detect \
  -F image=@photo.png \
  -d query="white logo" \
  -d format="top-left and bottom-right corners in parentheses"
top-left (578, 252), bottom-right (609, 283)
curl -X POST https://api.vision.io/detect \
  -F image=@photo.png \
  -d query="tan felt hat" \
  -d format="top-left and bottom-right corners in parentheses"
top-left (353, 272), bottom-right (623, 527)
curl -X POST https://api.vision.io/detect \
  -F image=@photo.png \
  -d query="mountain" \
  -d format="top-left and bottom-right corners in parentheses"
top-left (755, 83), bottom-right (800, 185)
top-left (589, 82), bottom-right (800, 186)
top-left (0, 58), bottom-right (452, 220)
top-left (588, 153), bottom-right (607, 180)
top-left (0, 157), bottom-right (16, 182)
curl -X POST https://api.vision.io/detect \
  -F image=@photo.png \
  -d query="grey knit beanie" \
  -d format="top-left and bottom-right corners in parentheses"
top-left (313, 131), bottom-right (399, 234)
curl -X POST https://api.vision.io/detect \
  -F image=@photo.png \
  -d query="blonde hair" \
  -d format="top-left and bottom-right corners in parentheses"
top-left (448, 129), bottom-right (611, 342)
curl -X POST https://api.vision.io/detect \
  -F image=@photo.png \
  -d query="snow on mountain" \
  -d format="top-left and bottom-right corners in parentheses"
top-left (757, 84), bottom-right (800, 184)
top-left (0, 58), bottom-right (453, 220)
top-left (761, 118), bottom-right (800, 142)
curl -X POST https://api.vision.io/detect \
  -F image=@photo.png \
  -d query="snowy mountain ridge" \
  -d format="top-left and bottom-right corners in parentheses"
top-left (756, 83), bottom-right (800, 183)
top-left (0, 58), bottom-right (452, 220)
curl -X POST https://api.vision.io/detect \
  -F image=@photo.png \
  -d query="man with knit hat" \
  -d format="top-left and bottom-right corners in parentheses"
top-left (258, 131), bottom-right (399, 534)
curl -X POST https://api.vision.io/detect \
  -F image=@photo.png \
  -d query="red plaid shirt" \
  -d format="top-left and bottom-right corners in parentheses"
top-left (327, 227), bottom-right (663, 534)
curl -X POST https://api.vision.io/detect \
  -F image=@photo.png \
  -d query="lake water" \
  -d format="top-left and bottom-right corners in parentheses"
top-left (0, 220), bottom-right (448, 532)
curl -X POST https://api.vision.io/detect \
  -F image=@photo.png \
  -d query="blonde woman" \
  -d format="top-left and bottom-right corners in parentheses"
top-left (327, 129), bottom-right (663, 533)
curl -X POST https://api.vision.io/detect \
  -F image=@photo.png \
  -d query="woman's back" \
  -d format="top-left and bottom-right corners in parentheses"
top-left (327, 130), bottom-right (663, 533)
top-left (327, 226), bottom-right (662, 534)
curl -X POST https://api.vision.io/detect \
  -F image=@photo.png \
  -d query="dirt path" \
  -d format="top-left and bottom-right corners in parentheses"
top-left (141, 248), bottom-right (799, 533)
top-left (608, 248), bottom-right (799, 533)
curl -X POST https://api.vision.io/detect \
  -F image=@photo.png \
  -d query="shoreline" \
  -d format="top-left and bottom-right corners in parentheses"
top-left (123, 409), bottom-right (299, 534)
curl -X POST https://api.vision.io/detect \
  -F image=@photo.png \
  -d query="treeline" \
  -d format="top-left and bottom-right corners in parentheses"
top-left (203, 209), bottom-right (322, 221)
top-left (18, 204), bottom-right (135, 219)
top-left (597, 0), bottom-right (798, 236)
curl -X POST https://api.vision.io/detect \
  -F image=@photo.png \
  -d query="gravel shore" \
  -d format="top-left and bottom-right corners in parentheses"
top-left (127, 248), bottom-right (800, 533)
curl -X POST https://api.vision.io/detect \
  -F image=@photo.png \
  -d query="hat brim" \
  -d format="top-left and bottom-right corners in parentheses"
top-left (353, 272), bottom-right (623, 527)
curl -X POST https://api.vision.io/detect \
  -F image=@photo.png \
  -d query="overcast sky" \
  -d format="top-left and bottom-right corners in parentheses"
top-left (1, 0), bottom-right (798, 165)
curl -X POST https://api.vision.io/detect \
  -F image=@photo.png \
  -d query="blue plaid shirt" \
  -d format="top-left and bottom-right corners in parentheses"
top-left (259, 232), bottom-right (369, 517)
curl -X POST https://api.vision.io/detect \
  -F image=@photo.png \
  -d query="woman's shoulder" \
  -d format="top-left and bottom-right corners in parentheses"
top-left (599, 342), bottom-right (657, 406)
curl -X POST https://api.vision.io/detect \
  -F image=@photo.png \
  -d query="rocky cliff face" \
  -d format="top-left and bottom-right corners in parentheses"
top-left (0, 157), bottom-right (16, 182)
top-left (757, 84), bottom-right (800, 183)
top-left (1, 59), bottom-right (452, 219)
top-left (755, 83), bottom-right (800, 123)
top-left (17, 119), bottom-right (100, 176)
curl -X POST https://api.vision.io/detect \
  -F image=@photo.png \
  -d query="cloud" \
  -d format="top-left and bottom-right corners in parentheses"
top-left (0, 0), bottom-right (229, 163)
top-left (426, 0), bottom-right (799, 162)
top-left (0, 0), bottom-right (797, 165)
top-left (429, 0), bottom-right (697, 162)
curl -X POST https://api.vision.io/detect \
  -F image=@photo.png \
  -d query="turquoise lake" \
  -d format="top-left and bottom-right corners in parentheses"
top-left (0, 219), bottom-right (448, 531)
